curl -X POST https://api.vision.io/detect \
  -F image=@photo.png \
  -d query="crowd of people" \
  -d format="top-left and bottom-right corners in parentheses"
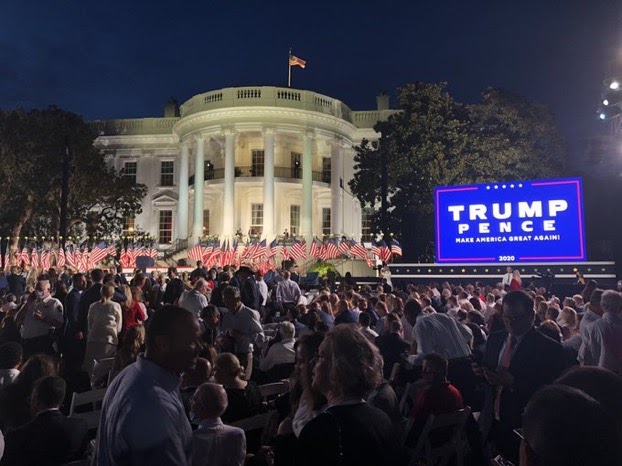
top-left (0, 261), bottom-right (620, 465)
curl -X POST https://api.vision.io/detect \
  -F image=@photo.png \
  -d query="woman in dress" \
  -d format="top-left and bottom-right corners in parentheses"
top-left (83, 284), bottom-right (123, 373)
top-left (509, 269), bottom-right (522, 291)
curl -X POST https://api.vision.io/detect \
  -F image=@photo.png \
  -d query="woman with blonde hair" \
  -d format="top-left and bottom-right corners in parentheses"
top-left (296, 325), bottom-right (402, 465)
top-left (83, 283), bottom-right (122, 373)
top-left (509, 269), bottom-right (522, 291)
top-left (119, 285), bottom-right (146, 342)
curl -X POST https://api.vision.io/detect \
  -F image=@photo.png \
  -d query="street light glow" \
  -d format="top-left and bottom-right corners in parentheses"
top-left (610, 81), bottom-right (620, 90)
top-left (603, 99), bottom-right (610, 106)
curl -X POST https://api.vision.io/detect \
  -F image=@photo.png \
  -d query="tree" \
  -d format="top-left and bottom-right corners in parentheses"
top-left (0, 107), bottom-right (147, 257)
top-left (349, 83), bottom-right (567, 260)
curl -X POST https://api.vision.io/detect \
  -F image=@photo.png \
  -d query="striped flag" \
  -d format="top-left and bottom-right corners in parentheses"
top-left (30, 249), bottom-right (40, 269)
top-left (281, 244), bottom-right (290, 261)
top-left (56, 247), bottom-right (66, 268)
top-left (252, 239), bottom-right (267, 260)
top-left (319, 243), bottom-right (329, 261)
top-left (18, 248), bottom-right (30, 267)
top-left (40, 249), bottom-right (51, 270)
top-left (188, 242), bottom-right (203, 263)
top-left (89, 242), bottom-right (109, 266)
top-left (349, 239), bottom-right (369, 261)
top-left (380, 241), bottom-right (392, 264)
top-left (336, 238), bottom-right (350, 257)
top-left (267, 239), bottom-right (277, 258)
top-left (65, 247), bottom-right (77, 269)
top-left (325, 239), bottom-right (339, 259)
top-left (391, 239), bottom-right (403, 257)
top-left (290, 239), bottom-right (306, 261)
top-left (309, 238), bottom-right (321, 259)
top-left (371, 240), bottom-right (382, 259)
top-left (289, 54), bottom-right (306, 69)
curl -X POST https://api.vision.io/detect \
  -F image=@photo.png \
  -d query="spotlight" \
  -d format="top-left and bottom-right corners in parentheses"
top-left (611, 81), bottom-right (620, 90)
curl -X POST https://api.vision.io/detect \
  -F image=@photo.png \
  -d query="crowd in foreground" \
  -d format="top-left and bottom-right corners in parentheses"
top-left (0, 262), bottom-right (620, 465)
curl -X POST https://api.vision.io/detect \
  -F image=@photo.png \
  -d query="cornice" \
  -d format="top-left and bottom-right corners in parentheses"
top-left (95, 133), bottom-right (179, 148)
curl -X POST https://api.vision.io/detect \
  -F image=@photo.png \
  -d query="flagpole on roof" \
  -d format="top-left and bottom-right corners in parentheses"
top-left (288, 48), bottom-right (292, 88)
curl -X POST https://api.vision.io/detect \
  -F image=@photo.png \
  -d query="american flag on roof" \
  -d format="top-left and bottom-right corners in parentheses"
top-left (289, 54), bottom-right (306, 69)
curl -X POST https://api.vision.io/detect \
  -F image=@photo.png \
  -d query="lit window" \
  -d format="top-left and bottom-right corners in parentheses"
top-left (251, 203), bottom-right (263, 237)
top-left (158, 210), bottom-right (173, 244)
top-left (160, 161), bottom-right (174, 186)
top-left (290, 205), bottom-right (300, 236)
top-left (122, 214), bottom-right (135, 236)
top-left (362, 207), bottom-right (374, 242)
top-left (203, 210), bottom-right (210, 235)
top-left (322, 208), bottom-right (331, 237)
top-left (252, 150), bottom-right (264, 177)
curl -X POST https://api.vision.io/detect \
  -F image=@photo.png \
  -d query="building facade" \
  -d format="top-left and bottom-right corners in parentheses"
top-left (93, 86), bottom-right (396, 252)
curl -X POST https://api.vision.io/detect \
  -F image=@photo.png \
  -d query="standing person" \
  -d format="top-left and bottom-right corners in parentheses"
top-left (16, 280), bottom-right (64, 358)
top-left (578, 289), bottom-right (604, 365)
top-left (190, 261), bottom-right (208, 283)
top-left (61, 273), bottom-right (87, 375)
top-left (179, 279), bottom-right (209, 319)
top-left (7, 267), bottom-right (26, 299)
top-left (119, 286), bottom-right (147, 342)
top-left (162, 267), bottom-right (184, 305)
top-left (481, 291), bottom-right (568, 463)
top-left (221, 286), bottom-right (264, 379)
top-left (583, 290), bottom-right (622, 374)
top-left (82, 284), bottom-right (123, 374)
top-left (276, 272), bottom-right (301, 308)
top-left (501, 267), bottom-right (513, 291)
top-left (76, 269), bottom-right (105, 366)
top-left (97, 305), bottom-right (200, 465)
top-left (508, 270), bottom-right (522, 291)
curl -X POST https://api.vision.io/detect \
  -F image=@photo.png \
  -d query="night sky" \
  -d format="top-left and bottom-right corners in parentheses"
top-left (1, 0), bottom-right (620, 149)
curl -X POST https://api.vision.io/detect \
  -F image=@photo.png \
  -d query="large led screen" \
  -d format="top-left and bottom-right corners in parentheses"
top-left (435, 178), bottom-right (586, 263)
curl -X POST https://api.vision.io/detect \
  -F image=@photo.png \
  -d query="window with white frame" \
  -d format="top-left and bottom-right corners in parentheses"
top-left (322, 208), bottom-right (331, 237)
top-left (290, 205), bottom-right (300, 236)
top-left (123, 161), bottom-right (137, 184)
top-left (322, 157), bottom-right (331, 183)
top-left (250, 203), bottom-right (263, 236)
top-left (362, 207), bottom-right (374, 241)
top-left (122, 214), bottom-right (135, 237)
top-left (251, 150), bottom-right (264, 177)
top-left (158, 210), bottom-right (173, 244)
top-left (160, 161), bottom-right (174, 186)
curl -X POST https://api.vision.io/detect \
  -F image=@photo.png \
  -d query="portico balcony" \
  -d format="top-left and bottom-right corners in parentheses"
top-left (189, 166), bottom-right (330, 186)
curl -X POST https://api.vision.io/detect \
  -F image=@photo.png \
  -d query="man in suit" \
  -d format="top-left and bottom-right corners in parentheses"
top-left (1, 376), bottom-right (88, 465)
top-left (481, 290), bottom-right (568, 463)
top-left (375, 319), bottom-right (410, 380)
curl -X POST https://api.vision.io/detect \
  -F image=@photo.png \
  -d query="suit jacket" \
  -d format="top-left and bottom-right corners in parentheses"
top-left (77, 283), bottom-right (103, 334)
top-left (375, 332), bottom-right (411, 380)
top-left (1, 410), bottom-right (88, 466)
top-left (482, 327), bottom-right (568, 430)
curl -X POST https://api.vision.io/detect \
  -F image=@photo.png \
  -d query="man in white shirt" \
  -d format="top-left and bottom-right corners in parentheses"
top-left (16, 280), bottom-right (63, 358)
top-left (179, 279), bottom-right (209, 318)
top-left (190, 383), bottom-right (246, 466)
top-left (579, 289), bottom-right (603, 365)
top-left (276, 272), bottom-right (301, 306)
top-left (255, 271), bottom-right (269, 309)
top-left (260, 321), bottom-right (296, 372)
top-left (583, 290), bottom-right (622, 374)
top-left (501, 267), bottom-right (513, 290)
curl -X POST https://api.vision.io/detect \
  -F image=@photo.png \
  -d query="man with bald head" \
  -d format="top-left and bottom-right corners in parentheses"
top-left (190, 382), bottom-right (246, 466)
top-left (97, 305), bottom-right (201, 465)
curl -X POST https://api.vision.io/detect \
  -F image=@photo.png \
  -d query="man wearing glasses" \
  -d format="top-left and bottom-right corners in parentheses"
top-left (480, 291), bottom-right (568, 463)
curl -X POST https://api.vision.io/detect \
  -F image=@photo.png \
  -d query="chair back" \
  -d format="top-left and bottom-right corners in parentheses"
top-left (69, 388), bottom-right (107, 430)
top-left (230, 410), bottom-right (278, 445)
top-left (407, 406), bottom-right (472, 466)
top-left (258, 381), bottom-right (289, 401)
top-left (91, 358), bottom-right (115, 389)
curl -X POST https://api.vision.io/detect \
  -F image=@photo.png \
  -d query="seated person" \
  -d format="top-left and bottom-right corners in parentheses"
top-left (0, 342), bottom-right (22, 388)
top-left (190, 382), bottom-right (246, 466)
top-left (213, 353), bottom-right (263, 423)
top-left (180, 358), bottom-right (212, 419)
top-left (405, 353), bottom-right (464, 447)
top-left (1, 376), bottom-right (88, 465)
top-left (259, 321), bottom-right (296, 373)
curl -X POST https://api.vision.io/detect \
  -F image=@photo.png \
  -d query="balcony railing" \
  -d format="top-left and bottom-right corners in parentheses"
top-left (189, 166), bottom-right (331, 186)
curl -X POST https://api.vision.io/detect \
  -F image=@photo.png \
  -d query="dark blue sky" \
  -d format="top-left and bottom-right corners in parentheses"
top-left (0, 0), bottom-right (620, 145)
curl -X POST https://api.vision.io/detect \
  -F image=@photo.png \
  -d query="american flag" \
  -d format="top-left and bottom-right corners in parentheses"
top-left (89, 242), bottom-right (109, 267)
top-left (325, 239), bottom-right (339, 259)
top-left (119, 248), bottom-right (130, 268)
top-left (40, 249), bottom-right (51, 270)
top-left (65, 247), bottom-right (77, 269)
top-left (267, 239), bottom-right (277, 258)
top-left (56, 248), bottom-right (66, 268)
top-left (290, 239), bottom-right (306, 261)
top-left (30, 249), bottom-right (40, 269)
top-left (147, 247), bottom-right (158, 259)
top-left (380, 241), bottom-right (392, 264)
top-left (370, 240), bottom-right (382, 259)
top-left (202, 245), bottom-right (213, 264)
top-left (188, 242), bottom-right (203, 263)
top-left (336, 238), bottom-right (350, 257)
top-left (319, 243), bottom-right (329, 261)
top-left (281, 244), bottom-right (290, 261)
top-left (18, 248), bottom-right (30, 267)
top-left (349, 239), bottom-right (369, 261)
top-left (289, 54), bottom-right (306, 69)
top-left (309, 238), bottom-right (321, 259)
top-left (391, 239), bottom-right (403, 257)
top-left (252, 239), bottom-right (267, 260)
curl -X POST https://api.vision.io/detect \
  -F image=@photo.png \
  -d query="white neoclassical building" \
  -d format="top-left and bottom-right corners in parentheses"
top-left (93, 86), bottom-right (396, 254)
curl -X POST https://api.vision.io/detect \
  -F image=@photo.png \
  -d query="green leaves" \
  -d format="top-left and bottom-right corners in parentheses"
top-left (349, 83), bottom-right (568, 259)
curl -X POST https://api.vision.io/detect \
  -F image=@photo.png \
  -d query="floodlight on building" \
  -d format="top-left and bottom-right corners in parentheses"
top-left (610, 81), bottom-right (620, 90)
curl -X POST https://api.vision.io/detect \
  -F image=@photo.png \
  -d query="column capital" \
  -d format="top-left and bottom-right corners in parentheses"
top-left (221, 126), bottom-right (237, 137)
top-left (303, 130), bottom-right (316, 140)
top-left (262, 126), bottom-right (276, 136)
top-left (193, 133), bottom-right (206, 144)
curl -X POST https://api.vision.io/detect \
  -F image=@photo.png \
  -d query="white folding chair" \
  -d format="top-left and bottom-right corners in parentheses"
top-left (91, 357), bottom-right (115, 389)
top-left (258, 381), bottom-right (290, 401)
top-left (230, 410), bottom-right (279, 445)
top-left (69, 388), bottom-right (107, 430)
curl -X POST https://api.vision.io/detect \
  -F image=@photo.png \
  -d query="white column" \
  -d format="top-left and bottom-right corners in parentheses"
top-left (177, 142), bottom-right (190, 240)
top-left (192, 135), bottom-right (205, 239)
top-left (330, 139), bottom-right (343, 235)
top-left (222, 129), bottom-right (236, 237)
top-left (263, 128), bottom-right (275, 239)
top-left (301, 132), bottom-right (314, 239)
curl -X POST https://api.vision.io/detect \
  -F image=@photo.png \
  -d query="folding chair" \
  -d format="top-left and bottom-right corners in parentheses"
top-left (230, 410), bottom-right (279, 445)
top-left (69, 388), bottom-right (107, 431)
top-left (258, 381), bottom-right (290, 402)
top-left (90, 357), bottom-right (114, 389)
top-left (406, 406), bottom-right (472, 466)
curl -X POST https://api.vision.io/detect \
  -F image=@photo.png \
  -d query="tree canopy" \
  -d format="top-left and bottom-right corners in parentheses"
top-left (0, 107), bottom-right (147, 252)
top-left (349, 83), bottom-right (567, 260)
